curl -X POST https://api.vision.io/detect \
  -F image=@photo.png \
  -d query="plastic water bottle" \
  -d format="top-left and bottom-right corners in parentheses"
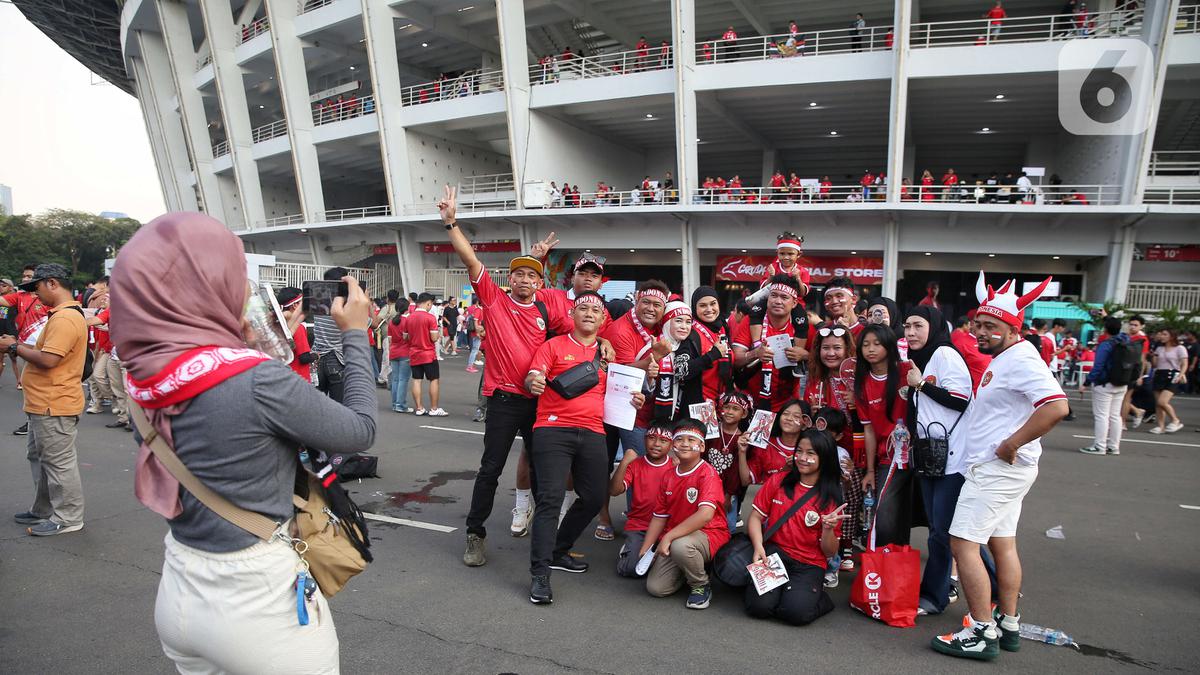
top-left (299, 449), bottom-right (310, 466)
top-left (1019, 623), bottom-right (1074, 647)
top-left (890, 422), bottom-right (911, 466)
top-left (862, 492), bottom-right (875, 533)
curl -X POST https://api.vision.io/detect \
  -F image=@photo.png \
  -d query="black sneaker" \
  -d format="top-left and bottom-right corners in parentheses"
top-left (105, 420), bottom-right (126, 429)
top-left (13, 422), bottom-right (28, 436)
top-left (931, 624), bottom-right (999, 661)
top-left (993, 609), bottom-right (1021, 652)
top-left (686, 584), bottom-right (712, 609)
top-left (549, 555), bottom-right (588, 573)
top-left (13, 511), bottom-right (45, 525)
top-left (530, 574), bottom-right (553, 604)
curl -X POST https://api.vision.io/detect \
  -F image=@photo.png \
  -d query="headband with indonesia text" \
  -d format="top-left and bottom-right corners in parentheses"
top-left (573, 293), bottom-right (604, 308)
top-left (673, 429), bottom-right (706, 444)
top-left (769, 283), bottom-right (799, 300)
top-left (639, 288), bottom-right (668, 304)
top-left (720, 391), bottom-right (752, 410)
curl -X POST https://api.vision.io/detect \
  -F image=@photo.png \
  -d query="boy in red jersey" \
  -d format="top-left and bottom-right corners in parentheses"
top-left (613, 422), bottom-right (675, 577)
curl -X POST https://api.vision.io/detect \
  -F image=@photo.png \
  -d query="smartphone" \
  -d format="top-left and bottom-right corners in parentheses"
top-left (302, 280), bottom-right (348, 316)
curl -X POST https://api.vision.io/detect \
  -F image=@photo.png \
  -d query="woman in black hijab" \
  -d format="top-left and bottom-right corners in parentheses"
top-left (690, 286), bottom-right (732, 401)
top-left (903, 305), bottom-right (996, 616)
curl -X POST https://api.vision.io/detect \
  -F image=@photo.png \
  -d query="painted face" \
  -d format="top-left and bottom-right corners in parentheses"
top-left (793, 438), bottom-right (820, 477)
top-left (695, 296), bottom-right (721, 324)
top-left (672, 433), bottom-right (704, 462)
top-left (904, 316), bottom-right (930, 350)
top-left (720, 402), bottom-right (747, 425)
top-left (972, 315), bottom-right (1012, 355)
top-left (824, 288), bottom-right (855, 318)
top-left (644, 433), bottom-right (671, 461)
top-left (778, 403), bottom-right (807, 435)
top-left (508, 267), bottom-right (542, 301)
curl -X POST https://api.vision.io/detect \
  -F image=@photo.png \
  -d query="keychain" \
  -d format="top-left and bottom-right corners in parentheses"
top-left (295, 560), bottom-right (315, 626)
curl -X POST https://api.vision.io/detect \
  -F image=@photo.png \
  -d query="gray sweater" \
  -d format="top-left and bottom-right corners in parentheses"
top-left (164, 330), bottom-right (376, 552)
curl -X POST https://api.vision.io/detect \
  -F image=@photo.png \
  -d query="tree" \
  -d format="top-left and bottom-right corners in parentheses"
top-left (0, 210), bottom-right (140, 283)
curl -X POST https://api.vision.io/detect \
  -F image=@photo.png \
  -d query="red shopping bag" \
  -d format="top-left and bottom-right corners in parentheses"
top-left (849, 544), bottom-right (920, 627)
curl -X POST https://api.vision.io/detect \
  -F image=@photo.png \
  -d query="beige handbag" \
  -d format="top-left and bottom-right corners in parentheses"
top-left (129, 404), bottom-right (370, 597)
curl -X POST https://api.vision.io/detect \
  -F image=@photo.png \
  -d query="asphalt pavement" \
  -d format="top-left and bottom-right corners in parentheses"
top-left (1, 354), bottom-right (1197, 674)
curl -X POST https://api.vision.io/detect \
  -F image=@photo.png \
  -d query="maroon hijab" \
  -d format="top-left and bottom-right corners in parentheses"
top-left (109, 212), bottom-right (249, 518)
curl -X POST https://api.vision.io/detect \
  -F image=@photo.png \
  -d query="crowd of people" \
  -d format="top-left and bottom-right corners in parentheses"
top-left (312, 93), bottom-right (374, 123)
top-left (543, 174), bottom-right (679, 207)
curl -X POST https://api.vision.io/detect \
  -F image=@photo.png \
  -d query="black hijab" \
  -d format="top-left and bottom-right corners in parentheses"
top-left (905, 305), bottom-right (956, 370)
top-left (690, 285), bottom-right (725, 333)
top-left (867, 296), bottom-right (904, 334)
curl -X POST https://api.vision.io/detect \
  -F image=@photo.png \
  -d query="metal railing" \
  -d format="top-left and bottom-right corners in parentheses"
top-left (1148, 151), bottom-right (1200, 177)
top-left (259, 213), bottom-right (306, 228)
top-left (686, 183), bottom-right (1121, 205)
top-left (1176, 4), bottom-right (1200, 34)
top-left (543, 188), bottom-right (676, 207)
top-left (530, 45), bottom-right (673, 83)
top-left (251, 119), bottom-right (288, 144)
top-left (399, 70), bottom-right (504, 107)
top-left (423, 267), bottom-right (510, 298)
top-left (459, 172), bottom-right (515, 194)
top-left (299, 0), bottom-right (336, 13)
top-left (1143, 186), bottom-right (1200, 205)
top-left (912, 9), bottom-right (1143, 48)
top-left (197, 52), bottom-right (213, 71)
top-left (697, 26), bottom-right (893, 64)
top-left (1126, 282), bottom-right (1200, 313)
top-left (322, 205), bottom-right (391, 221)
top-left (312, 94), bottom-right (376, 125)
top-left (399, 198), bottom-right (519, 216)
top-left (237, 17), bottom-right (270, 45)
top-left (259, 262), bottom-right (374, 293)
top-left (212, 140), bottom-right (230, 157)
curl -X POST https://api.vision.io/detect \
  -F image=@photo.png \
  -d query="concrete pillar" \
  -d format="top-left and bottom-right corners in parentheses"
top-left (308, 234), bottom-right (327, 266)
top-left (885, 0), bottom-right (913, 203)
top-left (264, 0), bottom-right (326, 221)
top-left (495, 0), bottom-right (532, 208)
top-left (155, 3), bottom-right (227, 219)
top-left (200, 0), bottom-right (267, 229)
top-left (1105, 220), bottom-right (1138, 302)
top-left (882, 216), bottom-right (900, 298)
top-left (1121, 0), bottom-right (1180, 204)
top-left (393, 227), bottom-right (424, 295)
top-left (671, 0), bottom-right (699, 202)
top-left (128, 45), bottom-right (195, 212)
top-left (681, 218), bottom-right (699, 299)
top-left (362, 0), bottom-right (414, 211)
top-left (760, 150), bottom-right (777, 186)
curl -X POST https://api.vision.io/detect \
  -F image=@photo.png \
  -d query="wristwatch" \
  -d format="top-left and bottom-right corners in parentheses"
top-left (444, 220), bottom-right (458, 230)
top-left (7, 343), bottom-right (17, 358)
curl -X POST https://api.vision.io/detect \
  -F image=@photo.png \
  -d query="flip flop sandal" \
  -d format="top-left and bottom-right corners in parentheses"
top-left (593, 524), bottom-right (615, 541)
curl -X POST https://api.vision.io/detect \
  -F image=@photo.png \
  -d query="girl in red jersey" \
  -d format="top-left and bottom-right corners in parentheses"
top-left (802, 325), bottom-right (864, 555)
top-left (744, 429), bottom-right (848, 626)
top-left (704, 390), bottom-right (751, 531)
top-left (855, 324), bottom-right (913, 548)
top-left (736, 399), bottom-right (811, 487)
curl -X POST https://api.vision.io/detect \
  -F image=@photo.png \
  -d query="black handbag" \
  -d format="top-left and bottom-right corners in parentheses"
top-left (911, 391), bottom-right (966, 478)
top-left (548, 349), bottom-right (602, 399)
top-left (713, 484), bottom-right (820, 588)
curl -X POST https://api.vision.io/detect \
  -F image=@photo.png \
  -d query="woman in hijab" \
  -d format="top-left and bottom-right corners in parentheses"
top-left (903, 306), bottom-right (978, 616)
top-left (866, 296), bottom-right (907, 359)
top-left (691, 286), bottom-right (732, 402)
top-left (110, 213), bottom-right (376, 674)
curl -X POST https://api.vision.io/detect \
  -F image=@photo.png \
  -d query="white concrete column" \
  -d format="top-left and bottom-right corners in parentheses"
top-left (393, 227), bottom-right (424, 295)
top-left (681, 218), bottom-right (699, 299)
top-left (495, 0), bottom-right (532, 208)
top-left (264, 0), bottom-right (326, 221)
top-left (1121, 0), bottom-right (1180, 204)
top-left (128, 47), bottom-right (195, 212)
top-left (882, 216), bottom-right (900, 298)
top-left (308, 234), bottom-right (327, 266)
top-left (760, 150), bottom-right (777, 186)
top-left (199, 0), bottom-right (267, 229)
top-left (885, 0), bottom-right (913, 203)
top-left (362, 0), bottom-right (414, 211)
top-left (1105, 219), bottom-right (1138, 302)
top-left (154, 3), bottom-right (227, 219)
top-left (671, 0), bottom-right (699, 201)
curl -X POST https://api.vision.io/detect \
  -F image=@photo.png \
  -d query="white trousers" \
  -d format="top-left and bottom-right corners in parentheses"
top-left (156, 531), bottom-right (340, 675)
top-left (1091, 383), bottom-right (1127, 451)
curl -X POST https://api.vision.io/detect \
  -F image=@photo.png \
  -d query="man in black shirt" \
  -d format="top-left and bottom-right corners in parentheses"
top-left (443, 300), bottom-right (461, 356)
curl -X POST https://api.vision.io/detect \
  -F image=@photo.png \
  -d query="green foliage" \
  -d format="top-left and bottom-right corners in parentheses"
top-left (1149, 306), bottom-right (1200, 334)
top-left (1070, 299), bottom-right (1128, 330)
top-left (0, 209), bottom-right (140, 284)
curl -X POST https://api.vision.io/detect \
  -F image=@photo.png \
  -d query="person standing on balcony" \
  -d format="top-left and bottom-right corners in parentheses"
top-left (720, 26), bottom-right (738, 61)
top-left (660, 40), bottom-right (672, 68)
top-left (770, 170), bottom-right (787, 202)
top-left (860, 170), bottom-right (875, 201)
top-left (921, 170), bottom-right (936, 202)
top-left (984, 1), bottom-right (1007, 41)
top-left (941, 168), bottom-right (960, 201)
top-left (636, 36), bottom-right (650, 71)
top-left (663, 171), bottom-right (676, 203)
top-left (850, 13), bottom-right (866, 51)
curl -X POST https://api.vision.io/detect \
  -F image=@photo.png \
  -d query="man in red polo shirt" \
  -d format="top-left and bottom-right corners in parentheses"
top-left (732, 275), bottom-right (813, 411)
top-left (0, 264), bottom-right (49, 435)
top-left (770, 170), bottom-right (786, 202)
top-left (603, 280), bottom-right (672, 452)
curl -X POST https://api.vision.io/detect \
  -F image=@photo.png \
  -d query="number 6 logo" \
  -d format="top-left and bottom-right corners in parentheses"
top-left (1059, 40), bottom-right (1153, 136)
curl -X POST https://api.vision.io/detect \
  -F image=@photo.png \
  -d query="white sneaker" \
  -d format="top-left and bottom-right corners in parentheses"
top-left (428, 408), bottom-right (448, 417)
top-left (510, 505), bottom-right (532, 537)
top-left (823, 569), bottom-right (839, 588)
top-left (1148, 426), bottom-right (1165, 434)
top-left (1078, 445), bottom-right (1105, 455)
top-left (1165, 421), bottom-right (1184, 433)
top-left (1107, 447), bottom-right (1120, 455)
top-left (85, 405), bottom-right (102, 414)
top-left (1131, 413), bottom-right (1145, 429)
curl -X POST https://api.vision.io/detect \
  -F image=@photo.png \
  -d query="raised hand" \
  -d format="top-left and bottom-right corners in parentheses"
top-left (529, 231), bottom-right (560, 259)
top-left (437, 184), bottom-right (457, 225)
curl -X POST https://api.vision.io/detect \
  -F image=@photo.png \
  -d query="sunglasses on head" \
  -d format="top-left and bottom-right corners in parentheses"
top-left (818, 327), bottom-right (848, 338)
top-left (577, 252), bottom-right (607, 266)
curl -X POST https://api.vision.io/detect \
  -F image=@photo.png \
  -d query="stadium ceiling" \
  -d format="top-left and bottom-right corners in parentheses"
top-left (13, 0), bottom-right (133, 96)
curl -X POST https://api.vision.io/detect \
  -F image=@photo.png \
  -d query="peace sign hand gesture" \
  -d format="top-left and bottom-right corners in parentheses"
top-left (437, 184), bottom-right (457, 225)
top-left (529, 231), bottom-right (560, 259)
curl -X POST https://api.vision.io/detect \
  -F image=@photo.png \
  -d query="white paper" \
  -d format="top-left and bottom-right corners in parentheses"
top-left (634, 547), bottom-right (656, 576)
top-left (748, 553), bottom-right (790, 595)
top-left (689, 402), bottom-right (720, 439)
top-left (746, 409), bottom-right (776, 449)
top-left (603, 363), bottom-right (645, 431)
top-left (766, 333), bottom-right (796, 368)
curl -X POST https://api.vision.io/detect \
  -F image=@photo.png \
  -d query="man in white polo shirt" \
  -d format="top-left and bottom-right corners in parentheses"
top-left (932, 273), bottom-right (1068, 661)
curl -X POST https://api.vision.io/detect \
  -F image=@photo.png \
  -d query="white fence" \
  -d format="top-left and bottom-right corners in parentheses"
top-left (1126, 282), bottom-right (1200, 313)
top-left (423, 268), bottom-right (509, 299)
top-left (698, 26), bottom-right (893, 63)
top-left (911, 9), bottom-right (1143, 48)
top-left (258, 262), bottom-right (403, 298)
top-left (399, 70), bottom-right (504, 107)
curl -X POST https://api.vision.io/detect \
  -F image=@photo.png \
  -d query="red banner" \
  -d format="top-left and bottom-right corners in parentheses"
top-left (373, 241), bottom-right (522, 256)
top-left (714, 255), bottom-right (884, 285)
top-left (1143, 245), bottom-right (1200, 262)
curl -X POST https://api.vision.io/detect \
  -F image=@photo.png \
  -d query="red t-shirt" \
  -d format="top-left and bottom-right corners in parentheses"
top-left (472, 267), bottom-right (550, 397)
top-left (747, 437), bottom-right (794, 484)
top-left (693, 322), bottom-right (725, 403)
top-left (987, 7), bottom-right (1007, 23)
top-left (387, 314), bottom-right (410, 360)
top-left (952, 328), bottom-right (992, 391)
top-left (860, 174), bottom-right (874, 187)
top-left (856, 363), bottom-right (912, 466)
top-left (770, 174), bottom-right (786, 188)
top-left (535, 288), bottom-right (610, 337)
top-left (622, 455), bottom-right (672, 532)
top-left (1038, 334), bottom-right (1055, 366)
top-left (529, 334), bottom-right (606, 435)
top-left (602, 312), bottom-right (659, 428)
top-left (290, 323), bottom-right (312, 380)
top-left (730, 316), bottom-right (814, 411)
top-left (751, 474), bottom-right (840, 569)
top-left (652, 461), bottom-right (731, 553)
top-left (406, 310), bottom-right (438, 366)
top-left (94, 307), bottom-right (112, 353)
top-left (2, 291), bottom-right (47, 342)
top-left (803, 376), bottom-right (867, 468)
top-left (703, 429), bottom-right (742, 495)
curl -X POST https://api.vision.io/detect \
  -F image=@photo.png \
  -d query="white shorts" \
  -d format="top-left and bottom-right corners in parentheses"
top-left (949, 459), bottom-right (1039, 544)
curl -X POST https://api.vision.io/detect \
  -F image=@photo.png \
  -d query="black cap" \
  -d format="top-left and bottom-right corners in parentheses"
top-left (18, 263), bottom-right (70, 292)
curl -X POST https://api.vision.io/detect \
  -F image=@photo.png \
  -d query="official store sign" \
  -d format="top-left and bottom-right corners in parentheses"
top-left (715, 255), bottom-right (884, 285)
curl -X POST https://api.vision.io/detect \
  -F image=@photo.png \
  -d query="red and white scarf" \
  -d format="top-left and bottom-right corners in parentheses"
top-left (126, 346), bottom-right (271, 409)
top-left (630, 311), bottom-right (657, 361)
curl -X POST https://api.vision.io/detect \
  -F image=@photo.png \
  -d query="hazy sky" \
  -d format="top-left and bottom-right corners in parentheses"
top-left (0, 4), bottom-right (166, 222)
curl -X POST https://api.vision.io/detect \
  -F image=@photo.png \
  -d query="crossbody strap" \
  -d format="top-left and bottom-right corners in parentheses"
top-left (129, 403), bottom-right (282, 541)
top-left (762, 483), bottom-right (821, 542)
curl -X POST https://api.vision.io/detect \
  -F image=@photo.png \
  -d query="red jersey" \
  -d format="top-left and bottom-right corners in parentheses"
top-left (952, 328), bottom-right (992, 391)
top-left (803, 376), bottom-right (867, 468)
top-left (819, 180), bottom-right (832, 194)
top-left (856, 362), bottom-right (913, 466)
top-left (94, 307), bottom-right (112, 353)
top-left (860, 173), bottom-right (874, 187)
top-left (987, 7), bottom-right (1007, 23)
top-left (722, 29), bottom-right (737, 40)
top-left (731, 315), bottom-right (814, 411)
top-left (406, 309), bottom-right (438, 366)
top-left (535, 288), bottom-right (610, 336)
top-left (693, 321), bottom-right (726, 403)
top-left (703, 429), bottom-right (741, 495)
top-left (602, 312), bottom-right (660, 428)
top-left (751, 474), bottom-right (840, 568)
top-left (472, 267), bottom-right (550, 397)
top-left (770, 173), bottom-right (786, 188)
top-left (2, 291), bottom-right (47, 343)
top-left (387, 314), bottom-right (410, 360)
top-left (1038, 334), bottom-right (1055, 366)
top-left (622, 455), bottom-right (672, 532)
top-left (941, 172), bottom-right (959, 186)
top-left (529, 334), bottom-right (606, 435)
top-left (747, 437), bottom-right (795, 484)
top-left (290, 323), bottom-right (312, 380)
top-left (652, 461), bottom-right (731, 553)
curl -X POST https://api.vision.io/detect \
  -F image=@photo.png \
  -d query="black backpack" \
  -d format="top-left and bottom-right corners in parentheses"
top-left (70, 306), bottom-right (95, 382)
top-left (1106, 339), bottom-right (1142, 387)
